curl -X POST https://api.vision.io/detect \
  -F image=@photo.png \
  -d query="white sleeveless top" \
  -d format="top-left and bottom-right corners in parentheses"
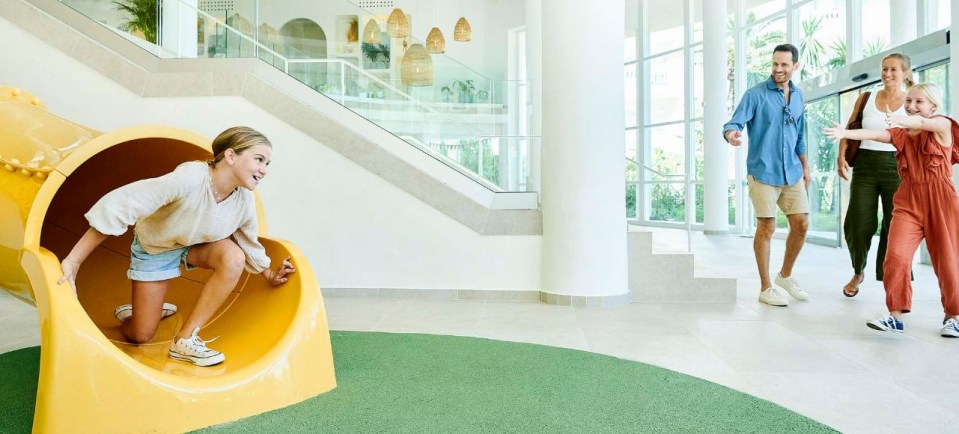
top-left (859, 91), bottom-right (906, 152)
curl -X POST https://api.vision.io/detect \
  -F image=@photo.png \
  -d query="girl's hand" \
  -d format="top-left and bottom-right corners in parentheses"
top-left (823, 121), bottom-right (846, 142)
top-left (885, 112), bottom-right (905, 128)
top-left (265, 257), bottom-right (295, 286)
top-left (57, 258), bottom-right (79, 295)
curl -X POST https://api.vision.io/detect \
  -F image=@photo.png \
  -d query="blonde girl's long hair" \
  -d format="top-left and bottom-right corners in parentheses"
top-left (882, 53), bottom-right (914, 89)
top-left (209, 126), bottom-right (272, 166)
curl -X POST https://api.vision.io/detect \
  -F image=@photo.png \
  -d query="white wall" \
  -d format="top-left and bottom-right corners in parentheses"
top-left (0, 15), bottom-right (541, 291)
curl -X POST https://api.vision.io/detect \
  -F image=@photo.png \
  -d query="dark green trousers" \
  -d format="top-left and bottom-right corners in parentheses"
top-left (844, 150), bottom-right (902, 281)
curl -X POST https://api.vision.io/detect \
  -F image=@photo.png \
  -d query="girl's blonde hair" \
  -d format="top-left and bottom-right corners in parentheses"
top-left (209, 126), bottom-right (272, 166)
top-left (882, 53), bottom-right (914, 89)
top-left (911, 82), bottom-right (944, 113)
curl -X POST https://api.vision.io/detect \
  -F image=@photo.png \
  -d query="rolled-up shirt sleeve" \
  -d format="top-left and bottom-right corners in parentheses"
top-left (796, 112), bottom-right (806, 156)
top-left (231, 196), bottom-right (271, 274)
top-left (723, 91), bottom-right (756, 140)
top-left (84, 167), bottom-right (189, 236)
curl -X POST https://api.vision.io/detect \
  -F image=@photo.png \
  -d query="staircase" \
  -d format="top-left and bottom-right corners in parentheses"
top-left (628, 227), bottom-right (737, 302)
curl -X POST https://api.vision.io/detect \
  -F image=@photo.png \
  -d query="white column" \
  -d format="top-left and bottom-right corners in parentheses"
top-left (889, 0), bottom-right (917, 47)
top-left (540, 0), bottom-right (628, 299)
top-left (846, 0), bottom-right (862, 64)
top-left (160, 0), bottom-right (198, 58)
top-left (525, 0), bottom-right (543, 196)
top-left (703, 0), bottom-right (729, 234)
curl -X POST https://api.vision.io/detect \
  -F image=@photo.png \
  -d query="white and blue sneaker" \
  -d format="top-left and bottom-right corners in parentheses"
top-left (941, 318), bottom-right (959, 338)
top-left (867, 314), bottom-right (904, 333)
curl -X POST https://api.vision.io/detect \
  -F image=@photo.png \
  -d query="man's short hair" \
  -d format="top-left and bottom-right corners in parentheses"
top-left (773, 44), bottom-right (799, 64)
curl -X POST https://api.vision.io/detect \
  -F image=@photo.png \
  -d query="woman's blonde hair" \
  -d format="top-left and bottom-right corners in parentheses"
top-left (882, 53), bottom-right (914, 89)
top-left (209, 126), bottom-right (272, 166)
top-left (910, 82), bottom-right (944, 113)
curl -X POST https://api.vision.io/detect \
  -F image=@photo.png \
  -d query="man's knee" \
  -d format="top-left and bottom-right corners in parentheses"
top-left (755, 218), bottom-right (776, 238)
top-left (789, 214), bottom-right (809, 234)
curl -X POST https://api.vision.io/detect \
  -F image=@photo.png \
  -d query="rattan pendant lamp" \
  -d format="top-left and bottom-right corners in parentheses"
top-left (425, 1), bottom-right (445, 53)
top-left (362, 19), bottom-right (381, 44)
top-left (387, 8), bottom-right (410, 38)
top-left (453, 0), bottom-right (471, 42)
top-left (401, 43), bottom-right (433, 86)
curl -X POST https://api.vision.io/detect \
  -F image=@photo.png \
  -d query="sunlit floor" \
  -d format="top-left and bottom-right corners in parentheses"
top-left (2, 228), bottom-right (957, 433)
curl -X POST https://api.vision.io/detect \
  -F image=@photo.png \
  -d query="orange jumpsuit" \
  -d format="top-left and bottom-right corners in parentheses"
top-left (883, 118), bottom-right (959, 316)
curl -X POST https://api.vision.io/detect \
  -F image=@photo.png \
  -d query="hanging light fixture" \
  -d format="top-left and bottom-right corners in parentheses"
top-left (454, 0), bottom-right (471, 42)
top-left (426, 27), bottom-right (445, 54)
top-left (362, 19), bottom-right (381, 44)
top-left (453, 17), bottom-right (471, 42)
top-left (425, 0), bottom-right (445, 54)
top-left (387, 8), bottom-right (410, 38)
top-left (402, 43), bottom-right (433, 86)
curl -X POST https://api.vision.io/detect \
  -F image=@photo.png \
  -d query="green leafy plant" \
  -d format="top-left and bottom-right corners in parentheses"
top-left (361, 42), bottom-right (390, 67)
top-left (114, 0), bottom-right (159, 43)
top-left (442, 80), bottom-right (476, 103)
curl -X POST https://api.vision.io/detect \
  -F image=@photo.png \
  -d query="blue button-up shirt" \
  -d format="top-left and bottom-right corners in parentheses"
top-left (723, 77), bottom-right (806, 187)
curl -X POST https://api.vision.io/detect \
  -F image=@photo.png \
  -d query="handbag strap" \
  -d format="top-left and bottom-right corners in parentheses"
top-left (846, 91), bottom-right (871, 128)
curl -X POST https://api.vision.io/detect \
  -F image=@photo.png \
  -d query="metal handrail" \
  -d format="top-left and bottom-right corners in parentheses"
top-left (626, 157), bottom-right (692, 253)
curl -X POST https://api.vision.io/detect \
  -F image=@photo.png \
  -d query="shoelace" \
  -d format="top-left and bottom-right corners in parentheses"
top-left (182, 334), bottom-right (219, 353)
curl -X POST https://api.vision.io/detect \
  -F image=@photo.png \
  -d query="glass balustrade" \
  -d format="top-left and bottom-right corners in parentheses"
top-left (56, 0), bottom-right (534, 193)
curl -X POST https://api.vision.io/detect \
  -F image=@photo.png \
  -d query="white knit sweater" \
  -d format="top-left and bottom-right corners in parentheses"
top-left (84, 161), bottom-right (271, 273)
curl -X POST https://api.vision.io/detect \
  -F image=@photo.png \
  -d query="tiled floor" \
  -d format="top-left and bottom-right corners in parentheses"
top-left (2, 229), bottom-right (958, 432)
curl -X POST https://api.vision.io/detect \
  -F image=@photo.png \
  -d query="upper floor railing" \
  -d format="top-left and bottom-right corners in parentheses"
top-left (58, 0), bottom-right (536, 192)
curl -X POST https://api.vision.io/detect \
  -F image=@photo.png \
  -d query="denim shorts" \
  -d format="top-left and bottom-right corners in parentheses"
top-left (128, 234), bottom-right (196, 281)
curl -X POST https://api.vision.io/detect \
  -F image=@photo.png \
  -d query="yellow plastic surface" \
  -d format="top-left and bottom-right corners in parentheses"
top-left (0, 86), bottom-right (336, 433)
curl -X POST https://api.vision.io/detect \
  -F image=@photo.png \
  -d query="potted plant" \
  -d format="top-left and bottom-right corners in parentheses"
top-left (443, 80), bottom-right (475, 103)
top-left (361, 42), bottom-right (390, 69)
top-left (114, 0), bottom-right (159, 43)
top-left (440, 85), bottom-right (454, 103)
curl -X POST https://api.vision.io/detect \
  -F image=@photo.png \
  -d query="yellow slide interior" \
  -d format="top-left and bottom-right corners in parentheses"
top-left (1, 86), bottom-right (336, 433)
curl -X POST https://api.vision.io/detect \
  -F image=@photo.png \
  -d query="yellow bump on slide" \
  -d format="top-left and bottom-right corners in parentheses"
top-left (0, 86), bottom-right (336, 433)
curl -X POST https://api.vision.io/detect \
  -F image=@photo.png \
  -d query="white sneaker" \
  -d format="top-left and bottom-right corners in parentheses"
top-left (759, 287), bottom-right (788, 306)
top-left (114, 303), bottom-right (178, 322)
top-left (941, 318), bottom-right (959, 338)
top-left (774, 273), bottom-right (809, 301)
top-left (169, 327), bottom-right (225, 367)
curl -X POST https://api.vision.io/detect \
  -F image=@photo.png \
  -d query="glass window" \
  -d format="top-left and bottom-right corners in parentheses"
top-left (692, 0), bottom-right (704, 43)
top-left (860, 0), bottom-right (891, 57)
top-left (744, 15), bottom-right (786, 88)
top-left (625, 63), bottom-right (638, 128)
top-left (648, 123), bottom-right (686, 176)
top-left (626, 0), bottom-right (639, 62)
top-left (647, 0), bottom-right (685, 55)
top-left (648, 51), bottom-right (686, 124)
top-left (918, 64), bottom-right (950, 115)
top-left (693, 47), bottom-right (703, 119)
top-left (626, 129), bottom-right (638, 162)
top-left (650, 183), bottom-right (686, 222)
top-left (934, 0), bottom-right (951, 32)
top-left (804, 95), bottom-right (841, 244)
top-left (797, 0), bottom-right (846, 80)
top-left (746, 0), bottom-right (786, 21)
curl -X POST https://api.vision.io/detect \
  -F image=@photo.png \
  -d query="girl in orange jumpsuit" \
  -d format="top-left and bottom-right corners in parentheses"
top-left (825, 83), bottom-right (959, 338)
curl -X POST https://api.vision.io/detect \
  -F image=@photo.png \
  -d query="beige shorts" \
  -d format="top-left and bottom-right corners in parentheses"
top-left (747, 175), bottom-right (809, 218)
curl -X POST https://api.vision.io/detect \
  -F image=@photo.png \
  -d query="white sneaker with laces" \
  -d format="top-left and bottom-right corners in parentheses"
top-left (759, 287), bottom-right (788, 306)
top-left (774, 273), bottom-right (809, 301)
top-left (114, 303), bottom-right (177, 322)
top-left (941, 318), bottom-right (959, 338)
top-left (169, 327), bottom-right (225, 367)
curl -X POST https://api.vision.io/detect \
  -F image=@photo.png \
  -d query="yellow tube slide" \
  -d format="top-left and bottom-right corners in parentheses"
top-left (0, 86), bottom-right (336, 433)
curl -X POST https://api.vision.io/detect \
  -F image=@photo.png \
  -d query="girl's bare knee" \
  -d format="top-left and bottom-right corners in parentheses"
top-left (215, 243), bottom-right (246, 278)
top-left (126, 325), bottom-right (156, 344)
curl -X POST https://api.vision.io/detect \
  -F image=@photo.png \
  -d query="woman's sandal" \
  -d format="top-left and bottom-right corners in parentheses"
top-left (843, 275), bottom-right (864, 297)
